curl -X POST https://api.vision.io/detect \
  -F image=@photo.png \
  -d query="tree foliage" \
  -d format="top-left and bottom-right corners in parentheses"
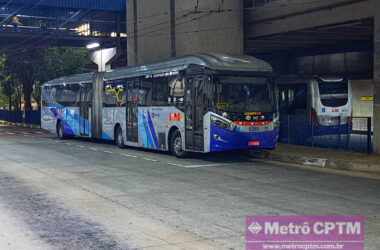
top-left (0, 47), bottom-right (91, 111)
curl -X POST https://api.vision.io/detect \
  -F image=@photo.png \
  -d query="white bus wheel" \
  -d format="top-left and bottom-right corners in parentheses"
top-left (116, 127), bottom-right (125, 148)
top-left (170, 130), bottom-right (187, 158)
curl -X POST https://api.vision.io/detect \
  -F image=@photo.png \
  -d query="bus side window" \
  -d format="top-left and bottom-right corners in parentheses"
top-left (152, 77), bottom-right (169, 106)
top-left (56, 84), bottom-right (80, 107)
top-left (104, 84), bottom-right (117, 107)
top-left (42, 86), bottom-right (51, 106)
top-left (141, 79), bottom-right (152, 106)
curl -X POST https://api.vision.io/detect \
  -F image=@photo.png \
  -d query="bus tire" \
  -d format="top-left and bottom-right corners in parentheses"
top-left (57, 121), bottom-right (66, 140)
top-left (115, 126), bottom-right (125, 148)
top-left (170, 130), bottom-right (187, 158)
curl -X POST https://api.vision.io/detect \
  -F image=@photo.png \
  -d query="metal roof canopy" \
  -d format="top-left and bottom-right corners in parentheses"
top-left (245, 19), bottom-right (374, 57)
top-left (0, 0), bottom-right (125, 12)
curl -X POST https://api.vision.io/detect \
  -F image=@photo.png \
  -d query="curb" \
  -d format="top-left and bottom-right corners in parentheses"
top-left (0, 121), bottom-right (40, 129)
top-left (249, 150), bottom-right (380, 175)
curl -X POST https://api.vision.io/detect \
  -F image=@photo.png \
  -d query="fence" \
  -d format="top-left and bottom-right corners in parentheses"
top-left (0, 110), bottom-right (41, 126)
top-left (279, 115), bottom-right (373, 154)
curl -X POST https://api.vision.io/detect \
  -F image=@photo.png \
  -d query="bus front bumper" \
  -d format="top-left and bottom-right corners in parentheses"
top-left (209, 125), bottom-right (279, 152)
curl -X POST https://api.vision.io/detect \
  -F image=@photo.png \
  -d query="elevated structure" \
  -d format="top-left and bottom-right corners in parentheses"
top-left (0, 0), bottom-right (126, 50)
top-left (244, 0), bottom-right (373, 75)
top-left (243, 0), bottom-right (380, 153)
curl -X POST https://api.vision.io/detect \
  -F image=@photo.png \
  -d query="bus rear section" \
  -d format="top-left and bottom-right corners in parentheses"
top-left (311, 78), bottom-right (352, 136)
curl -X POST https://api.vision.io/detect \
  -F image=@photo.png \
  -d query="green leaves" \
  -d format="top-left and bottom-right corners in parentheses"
top-left (0, 47), bottom-right (91, 110)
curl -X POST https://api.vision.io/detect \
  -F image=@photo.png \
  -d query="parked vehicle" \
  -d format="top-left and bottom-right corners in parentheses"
top-left (41, 54), bottom-right (279, 157)
top-left (278, 76), bottom-right (352, 135)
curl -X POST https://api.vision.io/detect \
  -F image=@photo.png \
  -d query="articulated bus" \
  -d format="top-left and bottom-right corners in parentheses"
top-left (277, 76), bottom-right (352, 136)
top-left (41, 54), bottom-right (279, 157)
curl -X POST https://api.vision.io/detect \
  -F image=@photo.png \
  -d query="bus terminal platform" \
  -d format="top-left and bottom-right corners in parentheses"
top-left (251, 144), bottom-right (380, 180)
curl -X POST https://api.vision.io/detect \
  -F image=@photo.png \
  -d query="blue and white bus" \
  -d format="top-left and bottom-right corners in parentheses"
top-left (278, 76), bottom-right (352, 137)
top-left (41, 54), bottom-right (279, 157)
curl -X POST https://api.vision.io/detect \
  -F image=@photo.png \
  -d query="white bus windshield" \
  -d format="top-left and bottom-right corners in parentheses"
top-left (216, 76), bottom-right (274, 113)
top-left (318, 79), bottom-right (349, 107)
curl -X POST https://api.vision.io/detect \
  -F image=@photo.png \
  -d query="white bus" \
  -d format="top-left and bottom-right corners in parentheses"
top-left (41, 54), bottom-right (279, 157)
top-left (278, 76), bottom-right (352, 136)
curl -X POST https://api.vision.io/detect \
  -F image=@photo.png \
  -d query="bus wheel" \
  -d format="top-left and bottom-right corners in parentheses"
top-left (116, 127), bottom-right (125, 148)
top-left (170, 130), bottom-right (187, 158)
top-left (57, 122), bottom-right (66, 140)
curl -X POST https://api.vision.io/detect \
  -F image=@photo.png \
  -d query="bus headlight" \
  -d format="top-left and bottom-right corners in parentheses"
top-left (211, 115), bottom-right (235, 131)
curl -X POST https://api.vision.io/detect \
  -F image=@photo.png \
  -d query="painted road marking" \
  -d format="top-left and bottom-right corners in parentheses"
top-left (6, 132), bottom-right (16, 135)
top-left (167, 163), bottom-right (226, 168)
top-left (104, 151), bottom-right (113, 154)
top-left (142, 158), bottom-right (159, 162)
top-left (167, 162), bottom-right (186, 167)
top-left (89, 147), bottom-right (98, 152)
top-left (183, 163), bottom-right (227, 168)
top-left (121, 153), bottom-right (138, 158)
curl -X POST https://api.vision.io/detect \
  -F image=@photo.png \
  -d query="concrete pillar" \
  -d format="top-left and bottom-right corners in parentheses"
top-left (175, 0), bottom-right (243, 57)
top-left (127, 0), bottom-right (244, 66)
top-left (373, 0), bottom-right (380, 153)
top-left (127, 0), bottom-right (139, 65)
top-left (91, 73), bottom-right (104, 139)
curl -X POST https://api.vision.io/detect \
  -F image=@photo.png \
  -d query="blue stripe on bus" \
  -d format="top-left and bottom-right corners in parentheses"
top-left (46, 104), bottom-right (90, 137)
top-left (147, 111), bottom-right (159, 149)
top-left (141, 112), bottom-right (154, 149)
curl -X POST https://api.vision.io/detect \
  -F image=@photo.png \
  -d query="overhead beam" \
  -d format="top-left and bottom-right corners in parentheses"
top-left (245, 0), bottom-right (373, 38)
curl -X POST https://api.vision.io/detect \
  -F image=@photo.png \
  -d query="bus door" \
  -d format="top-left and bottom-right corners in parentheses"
top-left (185, 76), bottom-right (210, 151)
top-left (79, 85), bottom-right (91, 136)
top-left (126, 80), bottom-right (139, 143)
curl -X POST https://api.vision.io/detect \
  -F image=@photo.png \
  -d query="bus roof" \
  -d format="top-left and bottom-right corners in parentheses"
top-left (104, 53), bottom-right (273, 81)
top-left (43, 72), bottom-right (95, 87)
top-left (43, 53), bottom-right (273, 86)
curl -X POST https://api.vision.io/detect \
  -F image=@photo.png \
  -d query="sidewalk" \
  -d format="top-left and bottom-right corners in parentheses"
top-left (251, 143), bottom-right (380, 177)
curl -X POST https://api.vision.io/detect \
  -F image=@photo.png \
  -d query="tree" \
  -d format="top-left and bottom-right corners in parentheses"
top-left (3, 47), bottom-right (90, 111)
top-left (5, 49), bottom-right (43, 111)
top-left (32, 47), bottom-right (91, 109)
top-left (0, 54), bottom-right (13, 110)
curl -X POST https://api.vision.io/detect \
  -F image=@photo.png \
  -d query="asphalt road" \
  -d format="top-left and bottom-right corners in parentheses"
top-left (0, 125), bottom-right (379, 250)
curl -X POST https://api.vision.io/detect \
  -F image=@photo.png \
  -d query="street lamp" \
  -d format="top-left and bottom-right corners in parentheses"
top-left (86, 42), bottom-right (100, 50)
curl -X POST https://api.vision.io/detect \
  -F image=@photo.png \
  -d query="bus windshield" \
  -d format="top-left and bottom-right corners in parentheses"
top-left (215, 76), bottom-right (274, 113)
top-left (318, 79), bottom-right (348, 107)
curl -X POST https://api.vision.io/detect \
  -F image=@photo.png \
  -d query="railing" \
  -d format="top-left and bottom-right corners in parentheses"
top-left (279, 115), bottom-right (373, 154)
top-left (0, 110), bottom-right (41, 126)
